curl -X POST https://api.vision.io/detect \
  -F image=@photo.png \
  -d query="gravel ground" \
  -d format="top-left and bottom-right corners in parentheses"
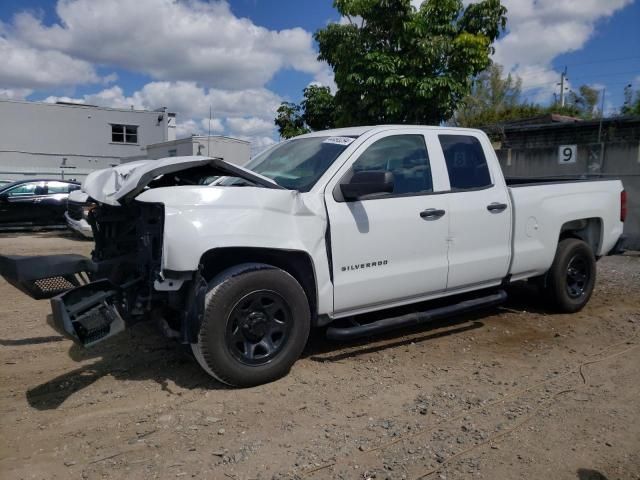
top-left (0, 232), bottom-right (639, 480)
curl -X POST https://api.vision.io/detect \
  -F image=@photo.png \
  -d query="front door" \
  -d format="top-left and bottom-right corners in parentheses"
top-left (325, 132), bottom-right (450, 315)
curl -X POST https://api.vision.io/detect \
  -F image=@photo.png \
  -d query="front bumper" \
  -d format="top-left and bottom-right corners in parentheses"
top-left (64, 212), bottom-right (93, 238)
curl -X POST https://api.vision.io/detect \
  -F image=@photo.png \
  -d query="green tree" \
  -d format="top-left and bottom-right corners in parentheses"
top-left (621, 84), bottom-right (640, 115)
top-left (454, 63), bottom-right (544, 127)
top-left (275, 0), bottom-right (507, 135)
top-left (564, 85), bottom-right (600, 118)
top-left (274, 85), bottom-right (336, 139)
top-left (274, 102), bottom-right (309, 139)
top-left (301, 85), bottom-right (336, 131)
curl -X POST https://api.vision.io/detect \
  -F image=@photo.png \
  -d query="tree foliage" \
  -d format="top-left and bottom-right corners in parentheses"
top-left (564, 85), bottom-right (600, 118)
top-left (274, 85), bottom-right (337, 139)
top-left (454, 63), bottom-right (539, 127)
top-left (275, 0), bottom-right (507, 137)
top-left (274, 102), bottom-right (309, 139)
top-left (621, 84), bottom-right (640, 116)
top-left (454, 63), bottom-right (608, 129)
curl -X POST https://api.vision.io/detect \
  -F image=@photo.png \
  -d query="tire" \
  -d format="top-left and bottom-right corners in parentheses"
top-left (191, 263), bottom-right (310, 387)
top-left (543, 238), bottom-right (596, 313)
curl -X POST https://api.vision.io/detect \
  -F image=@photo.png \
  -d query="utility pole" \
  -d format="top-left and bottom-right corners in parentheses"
top-left (558, 67), bottom-right (568, 107)
top-left (597, 88), bottom-right (606, 143)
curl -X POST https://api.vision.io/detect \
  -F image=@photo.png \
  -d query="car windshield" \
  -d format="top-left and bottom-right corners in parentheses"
top-left (219, 136), bottom-right (355, 191)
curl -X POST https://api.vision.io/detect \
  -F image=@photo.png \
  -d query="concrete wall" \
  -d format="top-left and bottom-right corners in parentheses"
top-left (496, 136), bottom-right (640, 250)
top-left (0, 99), bottom-right (170, 181)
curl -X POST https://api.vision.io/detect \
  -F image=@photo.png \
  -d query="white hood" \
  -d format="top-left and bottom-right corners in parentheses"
top-left (82, 156), bottom-right (281, 206)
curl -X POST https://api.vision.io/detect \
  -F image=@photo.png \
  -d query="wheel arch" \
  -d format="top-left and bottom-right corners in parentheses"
top-left (199, 247), bottom-right (319, 323)
top-left (558, 217), bottom-right (602, 255)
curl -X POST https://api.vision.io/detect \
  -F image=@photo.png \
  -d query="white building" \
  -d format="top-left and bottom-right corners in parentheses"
top-left (0, 99), bottom-right (176, 181)
top-left (131, 135), bottom-right (251, 166)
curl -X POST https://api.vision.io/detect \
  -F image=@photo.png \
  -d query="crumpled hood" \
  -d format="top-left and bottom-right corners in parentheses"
top-left (82, 156), bottom-right (281, 206)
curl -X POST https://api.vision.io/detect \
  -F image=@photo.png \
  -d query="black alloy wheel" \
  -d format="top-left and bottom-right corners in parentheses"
top-left (226, 290), bottom-right (292, 365)
top-left (565, 254), bottom-right (590, 299)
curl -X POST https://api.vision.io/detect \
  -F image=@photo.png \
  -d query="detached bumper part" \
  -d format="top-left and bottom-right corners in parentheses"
top-left (0, 254), bottom-right (94, 299)
top-left (0, 254), bottom-right (127, 347)
top-left (50, 280), bottom-right (125, 347)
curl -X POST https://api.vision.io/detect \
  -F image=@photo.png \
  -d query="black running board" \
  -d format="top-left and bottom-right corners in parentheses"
top-left (326, 290), bottom-right (507, 341)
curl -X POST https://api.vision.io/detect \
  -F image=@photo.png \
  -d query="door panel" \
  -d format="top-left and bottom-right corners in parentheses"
top-left (437, 134), bottom-right (511, 289)
top-left (446, 188), bottom-right (511, 288)
top-left (325, 132), bottom-right (450, 314)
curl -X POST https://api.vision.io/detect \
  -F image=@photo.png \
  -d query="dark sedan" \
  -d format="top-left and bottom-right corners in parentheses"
top-left (0, 179), bottom-right (81, 230)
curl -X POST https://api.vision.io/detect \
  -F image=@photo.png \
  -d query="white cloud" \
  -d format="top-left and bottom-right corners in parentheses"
top-left (0, 88), bottom-right (33, 100)
top-left (0, 35), bottom-right (100, 89)
top-left (226, 117), bottom-right (274, 137)
top-left (43, 81), bottom-right (283, 149)
top-left (494, 0), bottom-right (633, 101)
top-left (12, 0), bottom-right (324, 90)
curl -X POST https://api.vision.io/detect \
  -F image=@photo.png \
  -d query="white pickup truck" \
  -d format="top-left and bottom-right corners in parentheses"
top-left (0, 126), bottom-right (627, 386)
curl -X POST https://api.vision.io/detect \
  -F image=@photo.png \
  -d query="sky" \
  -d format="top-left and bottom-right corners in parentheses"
top-left (0, 0), bottom-right (639, 151)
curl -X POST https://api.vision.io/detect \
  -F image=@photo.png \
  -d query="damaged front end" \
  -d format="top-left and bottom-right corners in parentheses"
top-left (0, 200), bottom-right (167, 347)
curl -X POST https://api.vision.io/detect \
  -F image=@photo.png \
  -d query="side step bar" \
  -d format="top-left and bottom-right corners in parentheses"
top-left (326, 290), bottom-right (507, 341)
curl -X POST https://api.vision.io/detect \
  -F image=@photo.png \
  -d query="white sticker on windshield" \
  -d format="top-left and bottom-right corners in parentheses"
top-left (323, 136), bottom-right (355, 146)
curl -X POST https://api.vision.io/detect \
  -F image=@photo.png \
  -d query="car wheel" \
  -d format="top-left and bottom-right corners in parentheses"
top-left (544, 238), bottom-right (596, 313)
top-left (191, 263), bottom-right (310, 387)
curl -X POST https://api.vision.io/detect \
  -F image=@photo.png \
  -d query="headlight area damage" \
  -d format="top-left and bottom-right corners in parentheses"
top-left (0, 156), bottom-right (283, 348)
top-left (0, 201), bottom-right (166, 346)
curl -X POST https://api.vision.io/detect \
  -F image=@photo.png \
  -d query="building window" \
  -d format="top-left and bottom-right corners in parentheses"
top-left (168, 149), bottom-right (177, 157)
top-left (112, 124), bottom-right (138, 144)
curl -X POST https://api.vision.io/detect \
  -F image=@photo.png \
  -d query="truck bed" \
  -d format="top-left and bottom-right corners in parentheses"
top-left (505, 176), bottom-right (616, 187)
top-left (506, 178), bottom-right (624, 281)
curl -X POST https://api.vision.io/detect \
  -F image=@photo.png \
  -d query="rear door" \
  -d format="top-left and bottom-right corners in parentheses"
top-left (436, 133), bottom-right (512, 289)
top-left (325, 130), bottom-right (451, 315)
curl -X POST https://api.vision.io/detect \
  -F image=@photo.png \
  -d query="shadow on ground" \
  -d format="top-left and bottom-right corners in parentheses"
top-left (24, 284), bottom-right (546, 410)
top-left (577, 468), bottom-right (609, 480)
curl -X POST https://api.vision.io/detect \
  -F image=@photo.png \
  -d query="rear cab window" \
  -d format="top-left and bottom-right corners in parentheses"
top-left (438, 135), bottom-right (492, 190)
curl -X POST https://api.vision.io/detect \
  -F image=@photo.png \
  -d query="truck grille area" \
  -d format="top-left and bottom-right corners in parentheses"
top-left (88, 201), bottom-right (165, 316)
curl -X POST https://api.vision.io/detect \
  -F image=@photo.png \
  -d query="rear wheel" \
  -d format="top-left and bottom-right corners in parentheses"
top-left (191, 264), bottom-right (310, 387)
top-left (543, 238), bottom-right (596, 313)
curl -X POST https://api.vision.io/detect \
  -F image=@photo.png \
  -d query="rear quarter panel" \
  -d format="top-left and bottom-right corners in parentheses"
top-left (509, 180), bottom-right (624, 279)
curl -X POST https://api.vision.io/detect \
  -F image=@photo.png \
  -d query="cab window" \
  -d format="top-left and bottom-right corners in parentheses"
top-left (439, 135), bottom-right (492, 190)
top-left (352, 135), bottom-right (433, 195)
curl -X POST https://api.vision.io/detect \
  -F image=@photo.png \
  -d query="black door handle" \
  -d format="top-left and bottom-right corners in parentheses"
top-left (487, 202), bottom-right (508, 213)
top-left (420, 208), bottom-right (446, 220)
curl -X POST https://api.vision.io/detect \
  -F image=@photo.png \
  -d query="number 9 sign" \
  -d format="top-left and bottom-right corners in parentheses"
top-left (558, 145), bottom-right (577, 164)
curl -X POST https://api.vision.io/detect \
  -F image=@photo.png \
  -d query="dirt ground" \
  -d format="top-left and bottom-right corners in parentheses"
top-left (0, 232), bottom-right (639, 480)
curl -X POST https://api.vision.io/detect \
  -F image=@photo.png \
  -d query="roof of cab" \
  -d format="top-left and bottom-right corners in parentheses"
top-left (297, 125), bottom-right (486, 139)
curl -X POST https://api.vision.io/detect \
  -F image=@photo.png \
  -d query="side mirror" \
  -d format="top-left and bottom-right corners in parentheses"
top-left (340, 170), bottom-right (394, 201)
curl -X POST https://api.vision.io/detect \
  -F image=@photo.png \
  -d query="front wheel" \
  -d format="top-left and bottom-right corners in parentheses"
top-left (543, 238), bottom-right (596, 313)
top-left (191, 264), bottom-right (310, 387)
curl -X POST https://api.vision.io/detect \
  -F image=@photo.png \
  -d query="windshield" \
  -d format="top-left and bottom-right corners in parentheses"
top-left (219, 136), bottom-right (355, 191)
